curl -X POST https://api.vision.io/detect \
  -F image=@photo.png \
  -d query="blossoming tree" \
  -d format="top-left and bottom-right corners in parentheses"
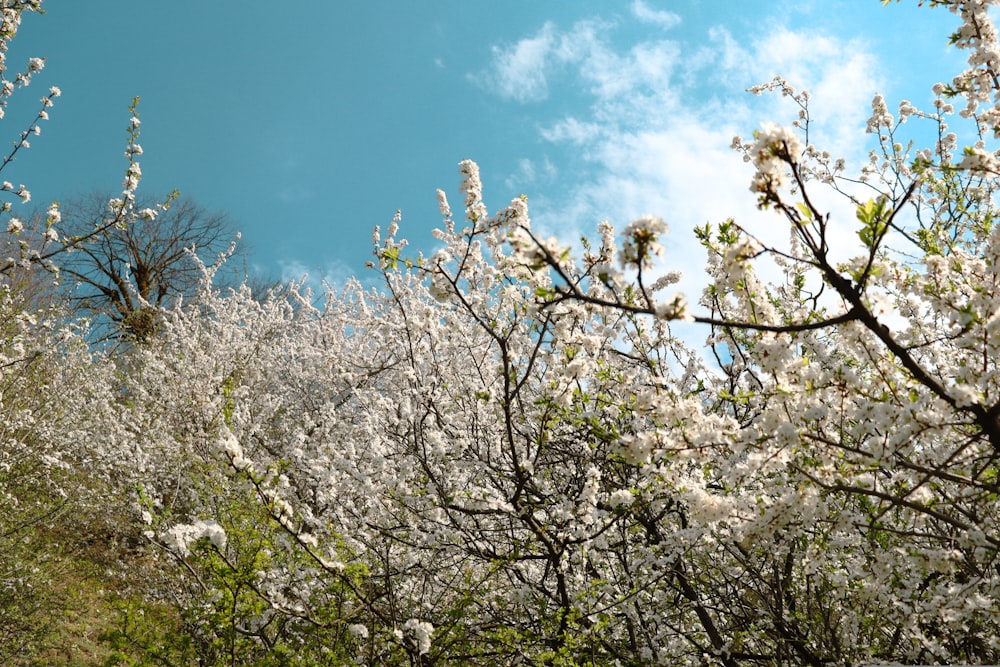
top-left (125, 1), bottom-right (1000, 660)
top-left (6, 0), bottom-right (1000, 665)
top-left (54, 192), bottom-right (238, 341)
top-left (0, 2), bottom-right (168, 660)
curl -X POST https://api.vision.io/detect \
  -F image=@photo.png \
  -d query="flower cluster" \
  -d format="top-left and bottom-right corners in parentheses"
top-left (619, 214), bottom-right (667, 269)
top-left (947, 0), bottom-right (1000, 135)
top-left (746, 122), bottom-right (803, 206)
top-left (867, 93), bottom-right (894, 133)
top-left (160, 520), bottom-right (228, 557)
top-left (959, 144), bottom-right (1000, 172)
top-left (458, 158), bottom-right (488, 225)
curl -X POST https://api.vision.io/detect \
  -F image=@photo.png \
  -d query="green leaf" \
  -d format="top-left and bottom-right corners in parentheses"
top-left (380, 246), bottom-right (400, 268)
top-left (795, 202), bottom-right (815, 223)
top-left (856, 197), bottom-right (891, 248)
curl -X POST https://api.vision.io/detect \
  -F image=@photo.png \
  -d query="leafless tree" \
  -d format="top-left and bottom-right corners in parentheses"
top-left (55, 193), bottom-right (237, 341)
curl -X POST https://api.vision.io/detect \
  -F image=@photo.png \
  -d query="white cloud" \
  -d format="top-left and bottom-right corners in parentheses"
top-left (474, 22), bottom-right (559, 102)
top-left (744, 28), bottom-right (881, 155)
top-left (630, 0), bottom-right (681, 30)
top-left (278, 258), bottom-right (355, 297)
top-left (540, 117), bottom-right (604, 145)
top-left (578, 39), bottom-right (680, 101)
top-left (685, 27), bottom-right (753, 90)
top-left (505, 156), bottom-right (558, 191)
top-left (473, 18), bottom-right (638, 103)
top-left (477, 12), bottom-right (887, 332)
top-left (533, 114), bottom-right (765, 310)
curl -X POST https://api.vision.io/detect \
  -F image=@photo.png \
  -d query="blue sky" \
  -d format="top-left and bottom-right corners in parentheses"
top-left (4, 1), bottom-right (967, 292)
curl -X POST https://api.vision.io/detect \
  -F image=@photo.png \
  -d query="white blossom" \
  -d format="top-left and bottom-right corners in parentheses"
top-left (403, 619), bottom-right (434, 655)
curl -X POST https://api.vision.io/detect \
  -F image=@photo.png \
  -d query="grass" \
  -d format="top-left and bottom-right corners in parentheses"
top-left (7, 510), bottom-right (169, 667)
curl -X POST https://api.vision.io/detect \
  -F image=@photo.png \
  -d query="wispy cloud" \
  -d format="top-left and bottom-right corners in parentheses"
top-left (471, 19), bottom-right (625, 103)
top-left (473, 22), bottom-right (560, 103)
top-left (278, 258), bottom-right (356, 296)
top-left (505, 156), bottom-right (558, 191)
top-left (630, 0), bottom-right (681, 30)
top-left (476, 11), bottom-right (885, 323)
